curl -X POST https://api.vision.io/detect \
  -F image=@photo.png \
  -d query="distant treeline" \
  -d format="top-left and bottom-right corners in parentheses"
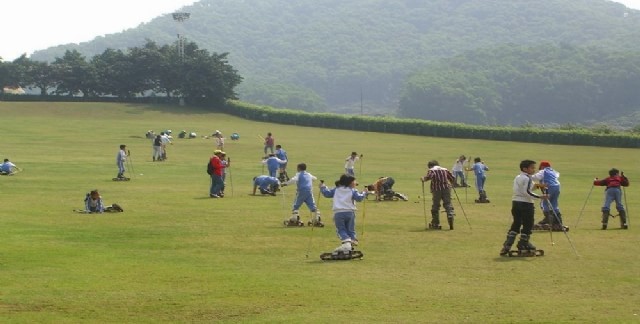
top-left (220, 101), bottom-right (640, 148)
top-left (0, 41), bottom-right (242, 106)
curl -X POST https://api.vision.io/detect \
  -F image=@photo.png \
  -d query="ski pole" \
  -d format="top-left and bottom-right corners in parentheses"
top-left (623, 185), bottom-right (630, 227)
top-left (421, 180), bottom-right (428, 228)
top-left (306, 182), bottom-right (325, 258)
top-left (542, 192), bottom-right (554, 246)
top-left (361, 189), bottom-right (367, 240)
top-left (451, 186), bottom-right (472, 230)
top-left (358, 154), bottom-right (363, 180)
top-left (127, 150), bottom-right (135, 179)
top-left (574, 182), bottom-right (595, 229)
top-left (548, 203), bottom-right (579, 257)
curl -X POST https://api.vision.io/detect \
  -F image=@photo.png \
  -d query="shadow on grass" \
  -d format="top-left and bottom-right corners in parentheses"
top-left (493, 255), bottom-right (542, 262)
top-left (192, 193), bottom-right (279, 200)
top-left (123, 103), bottom-right (219, 116)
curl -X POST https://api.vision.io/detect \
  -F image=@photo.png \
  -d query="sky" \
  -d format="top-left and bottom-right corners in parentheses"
top-left (0, 0), bottom-right (196, 61)
top-left (1, 0), bottom-right (639, 62)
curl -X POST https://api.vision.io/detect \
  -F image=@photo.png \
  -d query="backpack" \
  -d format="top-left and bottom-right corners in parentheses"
top-left (207, 160), bottom-right (214, 175)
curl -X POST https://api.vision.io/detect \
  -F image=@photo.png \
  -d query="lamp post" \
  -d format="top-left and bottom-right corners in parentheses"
top-left (172, 12), bottom-right (190, 61)
top-left (172, 12), bottom-right (190, 105)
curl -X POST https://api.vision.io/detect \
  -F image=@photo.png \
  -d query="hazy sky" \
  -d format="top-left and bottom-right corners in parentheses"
top-left (1, 0), bottom-right (639, 62)
top-left (1, 0), bottom-right (196, 61)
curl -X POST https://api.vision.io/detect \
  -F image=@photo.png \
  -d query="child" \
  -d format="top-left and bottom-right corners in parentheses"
top-left (451, 155), bottom-right (469, 187)
top-left (594, 168), bottom-right (630, 229)
top-left (85, 190), bottom-right (105, 213)
top-left (500, 160), bottom-right (548, 256)
top-left (283, 163), bottom-right (321, 226)
top-left (116, 145), bottom-right (127, 179)
top-left (344, 152), bottom-right (362, 176)
top-left (152, 135), bottom-right (163, 161)
top-left (320, 174), bottom-right (368, 253)
top-left (264, 132), bottom-right (275, 154)
top-left (252, 175), bottom-right (280, 196)
top-left (466, 157), bottom-right (490, 203)
top-left (0, 158), bottom-right (18, 175)
top-left (275, 144), bottom-right (289, 181)
top-left (213, 130), bottom-right (225, 150)
top-left (531, 161), bottom-right (565, 230)
top-left (421, 160), bottom-right (456, 230)
top-left (262, 153), bottom-right (287, 178)
top-left (220, 152), bottom-right (230, 196)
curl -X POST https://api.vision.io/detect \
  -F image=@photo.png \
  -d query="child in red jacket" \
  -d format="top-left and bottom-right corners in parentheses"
top-left (594, 168), bottom-right (629, 230)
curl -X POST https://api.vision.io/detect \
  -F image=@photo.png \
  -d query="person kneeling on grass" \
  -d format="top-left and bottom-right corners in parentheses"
top-left (252, 175), bottom-right (280, 196)
top-left (84, 190), bottom-right (123, 213)
top-left (320, 174), bottom-right (368, 253)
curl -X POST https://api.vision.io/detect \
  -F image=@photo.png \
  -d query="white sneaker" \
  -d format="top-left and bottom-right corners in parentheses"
top-left (289, 210), bottom-right (299, 223)
top-left (311, 211), bottom-right (321, 223)
top-left (333, 241), bottom-right (352, 253)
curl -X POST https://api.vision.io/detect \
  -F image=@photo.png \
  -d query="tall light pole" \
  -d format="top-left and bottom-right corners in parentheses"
top-left (172, 12), bottom-right (190, 61)
top-left (172, 12), bottom-right (190, 105)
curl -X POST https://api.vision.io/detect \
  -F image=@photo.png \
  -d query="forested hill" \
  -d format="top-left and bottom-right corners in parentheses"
top-left (29, 0), bottom-right (640, 125)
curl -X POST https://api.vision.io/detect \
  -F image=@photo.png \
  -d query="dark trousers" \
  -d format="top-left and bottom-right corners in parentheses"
top-left (509, 201), bottom-right (535, 235)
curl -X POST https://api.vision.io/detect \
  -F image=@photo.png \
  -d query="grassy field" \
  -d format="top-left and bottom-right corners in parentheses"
top-left (0, 102), bottom-right (638, 323)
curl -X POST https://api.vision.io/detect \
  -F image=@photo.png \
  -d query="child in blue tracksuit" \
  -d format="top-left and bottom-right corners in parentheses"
top-left (283, 163), bottom-right (321, 224)
top-left (262, 153), bottom-right (287, 178)
top-left (320, 174), bottom-right (368, 253)
top-left (532, 161), bottom-right (564, 230)
top-left (252, 175), bottom-right (280, 196)
top-left (116, 144), bottom-right (127, 179)
top-left (275, 145), bottom-right (289, 181)
top-left (467, 157), bottom-right (489, 202)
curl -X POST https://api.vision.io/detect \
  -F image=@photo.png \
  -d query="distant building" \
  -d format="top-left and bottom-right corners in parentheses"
top-left (3, 86), bottom-right (26, 95)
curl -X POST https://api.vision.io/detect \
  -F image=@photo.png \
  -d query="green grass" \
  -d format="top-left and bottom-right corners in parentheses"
top-left (1, 102), bottom-right (639, 323)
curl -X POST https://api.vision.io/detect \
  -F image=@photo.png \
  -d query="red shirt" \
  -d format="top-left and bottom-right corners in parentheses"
top-left (594, 175), bottom-right (629, 188)
top-left (210, 156), bottom-right (225, 176)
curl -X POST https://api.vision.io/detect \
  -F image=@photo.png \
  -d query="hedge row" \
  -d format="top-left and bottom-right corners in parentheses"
top-left (220, 101), bottom-right (640, 148)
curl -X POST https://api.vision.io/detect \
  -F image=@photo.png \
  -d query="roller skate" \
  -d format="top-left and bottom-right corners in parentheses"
top-left (500, 231), bottom-right (517, 256)
top-left (112, 174), bottom-right (130, 181)
top-left (320, 240), bottom-right (364, 261)
top-left (619, 210), bottom-right (628, 229)
top-left (283, 211), bottom-right (304, 227)
top-left (601, 211), bottom-right (610, 230)
top-left (307, 211), bottom-right (325, 227)
top-left (475, 191), bottom-right (490, 203)
top-left (509, 234), bottom-right (544, 257)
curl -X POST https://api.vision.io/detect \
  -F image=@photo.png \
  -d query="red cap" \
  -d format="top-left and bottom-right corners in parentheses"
top-left (539, 161), bottom-right (551, 169)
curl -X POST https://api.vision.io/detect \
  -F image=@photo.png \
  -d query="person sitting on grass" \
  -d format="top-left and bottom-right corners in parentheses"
top-left (0, 158), bottom-right (19, 175)
top-left (83, 189), bottom-right (124, 213)
top-left (85, 190), bottom-right (105, 213)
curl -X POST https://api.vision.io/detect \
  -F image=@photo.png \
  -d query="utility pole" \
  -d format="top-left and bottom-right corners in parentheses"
top-left (172, 12), bottom-right (190, 105)
top-left (172, 12), bottom-right (190, 61)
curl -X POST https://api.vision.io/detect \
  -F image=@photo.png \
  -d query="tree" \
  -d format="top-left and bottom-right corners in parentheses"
top-left (180, 47), bottom-right (243, 105)
top-left (52, 50), bottom-right (96, 97)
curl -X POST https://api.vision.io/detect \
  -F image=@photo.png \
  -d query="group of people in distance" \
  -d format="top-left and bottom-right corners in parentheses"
top-left (110, 128), bottom-right (632, 257)
top-left (417, 155), bottom-right (630, 257)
